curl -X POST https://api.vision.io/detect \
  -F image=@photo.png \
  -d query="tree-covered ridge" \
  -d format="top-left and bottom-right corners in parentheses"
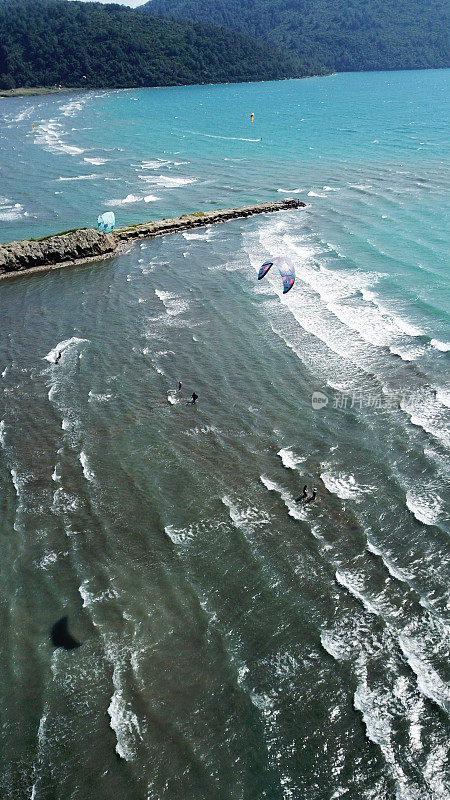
top-left (0, 0), bottom-right (300, 89)
top-left (145, 0), bottom-right (450, 73)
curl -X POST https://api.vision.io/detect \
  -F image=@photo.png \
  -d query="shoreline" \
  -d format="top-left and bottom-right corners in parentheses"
top-left (0, 86), bottom-right (78, 98)
top-left (0, 199), bottom-right (305, 280)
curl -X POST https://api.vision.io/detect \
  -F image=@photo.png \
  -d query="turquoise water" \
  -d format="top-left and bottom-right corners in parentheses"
top-left (0, 70), bottom-right (449, 799)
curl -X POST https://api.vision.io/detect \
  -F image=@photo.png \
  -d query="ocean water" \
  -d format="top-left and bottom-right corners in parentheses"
top-left (0, 70), bottom-right (449, 800)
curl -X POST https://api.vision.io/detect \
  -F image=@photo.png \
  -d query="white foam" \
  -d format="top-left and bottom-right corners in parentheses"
top-left (222, 496), bottom-right (270, 530)
top-left (165, 524), bottom-right (196, 545)
top-left (154, 289), bottom-right (189, 316)
top-left (182, 229), bottom-right (213, 241)
top-left (10, 468), bottom-right (23, 497)
top-left (320, 629), bottom-right (353, 661)
top-left (88, 391), bottom-right (111, 403)
top-left (0, 197), bottom-right (24, 221)
top-left (138, 174), bottom-right (197, 188)
top-left (83, 157), bottom-right (108, 165)
top-left (323, 186), bottom-right (340, 191)
top-left (108, 681), bottom-right (142, 761)
top-left (0, 420), bottom-right (5, 448)
top-left (35, 121), bottom-right (84, 156)
top-left (276, 448), bottom-right (304, 470)
top-left (405, 489), bottom-right (442, 526)
top-left (58, 174), bottom-right (101, 181)
top-left (335, 570), bottom-right (379, 617)
top-left (79, 451), bottom-right (94, 482)
top-left (38, 551), bottom-right (58, 570)
top-left (353, 680), bottom-right (413, 799)
top-left (389, 345), bottom-right (422, 361)
top-left (183, 425), bottom-right (219, 436)
top-left (189, 131), bottom-right (260, 142)
top-left (59, 100), bottom-right (85, 117)
top-left (133, 159), bottom-right (172, 170)
top-left (12, 106), bottom-right (35, 122)
top-left (277, 188), bottom-right (303, 194)
top-left (307, 191), bottom-right (326, 197)
top-left (260, 475), bottom-right (306, 521)
top-left (430, 339), bottom-right (450, 352)
top-left (321, 469), bottom-right (373, 500)
top-left (398, 635), bottom-right (450, 713)
top-left (436, 388), bottom-right (450, 408)
top-left (44, 336), bottom-right (88, 363)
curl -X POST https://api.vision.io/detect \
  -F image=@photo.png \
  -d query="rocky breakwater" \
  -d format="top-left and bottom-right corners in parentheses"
top-left (0, 199), bottom-right (305, 278)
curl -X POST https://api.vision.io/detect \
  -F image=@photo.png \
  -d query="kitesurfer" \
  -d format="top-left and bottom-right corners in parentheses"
top-left (305, 488), bottom-right (317, 504)
top-left (295, 485), bottom-right (308, 503)
top-left (186, 392), bottom-right (198, 405)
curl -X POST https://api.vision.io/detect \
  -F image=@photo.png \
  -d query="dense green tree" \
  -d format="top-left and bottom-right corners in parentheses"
top-left (145, 0), bottom-right (449, 73)
top-left (0, 0), bottom-right (299, 89)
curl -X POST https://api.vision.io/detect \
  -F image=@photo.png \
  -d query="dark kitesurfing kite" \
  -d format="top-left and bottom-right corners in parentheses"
top-left (258, 256), bottom-right (295, 294)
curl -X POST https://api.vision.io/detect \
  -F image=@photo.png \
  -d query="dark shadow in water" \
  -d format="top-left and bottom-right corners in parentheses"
top-left (50, 616), bottom-right (81, 650)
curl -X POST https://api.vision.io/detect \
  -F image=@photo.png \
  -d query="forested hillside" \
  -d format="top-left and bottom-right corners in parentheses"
top-left (145, 0), bottom-right (450, 73)
top-left (0, 0), bottom-right (299, 89)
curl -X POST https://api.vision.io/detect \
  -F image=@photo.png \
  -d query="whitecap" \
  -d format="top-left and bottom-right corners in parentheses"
top-left (58, 174), bottom-right (102, 181)
top-left (321, 469), bottom-right (373, 500)
top-left (165, 524), bottom-right (196, 545)
top-left (188, 131), bottom-right (260, 142)
top-left (430, 339), bottom-right (450, 352)
top-left (138, 174), bottom-right (196, 188)
top-left (182, 229), bottom-right (213, 241)
top-left (276, 448), bottom-right (304, 470)
top-left (0, 197), bottom-right (24, 221)
top-left (105, 194), bottom-right (142, 206)
top-left (398, 635), bottom-right (450, 713)
top-left (307, 191), bottom-right (326, 197)
top-left (405, 489), bottom-right (442, 526)
top-left (222, 496), bottom-right (270, 531)
top-left (45, 337), bottom-right (88, 363)
top-left (108, 682), bottom-right (143, 761)
top-left (260, 475), bottom-right (305, 521)
top-left (84, 157), bottom-right (109, 165)
top-left (154, 289), bottom-right (189, 316)
top-left (79, 451), bottom-right (94, 482)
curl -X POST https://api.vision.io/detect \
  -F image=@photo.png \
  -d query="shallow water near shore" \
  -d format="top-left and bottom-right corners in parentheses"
top-left (0, 70), bottom-right (449, 800)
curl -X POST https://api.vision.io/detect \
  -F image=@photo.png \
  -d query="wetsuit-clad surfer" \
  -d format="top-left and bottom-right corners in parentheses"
top-left (305, 488), bottom-right (317, 504)
top-left (178, 381), bottom-right (182, 391)
top-left (295, 485), bottom-right (309, 504)
top-left (54, 351), bottom-right (62, 364)
top-left (186, 392), bottom-right (198, 405)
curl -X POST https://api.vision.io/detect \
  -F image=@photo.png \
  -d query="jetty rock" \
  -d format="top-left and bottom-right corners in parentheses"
top-left (0, 229), bottom-right (116, 274)
top-left (0, 199), bottom-right (305, 278)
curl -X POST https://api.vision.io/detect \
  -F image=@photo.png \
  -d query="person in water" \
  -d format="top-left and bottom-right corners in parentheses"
top-left (295, 485), bottom-right (308, 504)
top-left (186, 392), bottom-right (198, 405)
top-left (305, 488), bottom-right (317, 504)
top-left (54, 351), bottom-right (62, 364)
top-left (178, 381), bottom-right (182, 391)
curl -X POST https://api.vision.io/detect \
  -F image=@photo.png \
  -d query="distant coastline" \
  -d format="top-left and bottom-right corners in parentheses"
top-left (0, 86), bottom-right (77, 98)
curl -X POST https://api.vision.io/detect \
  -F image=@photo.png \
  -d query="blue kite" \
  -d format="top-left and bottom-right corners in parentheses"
top-left (98, 211), bottom-right (115, 234)
top-left (258, 256), bottom-right (295, 294)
